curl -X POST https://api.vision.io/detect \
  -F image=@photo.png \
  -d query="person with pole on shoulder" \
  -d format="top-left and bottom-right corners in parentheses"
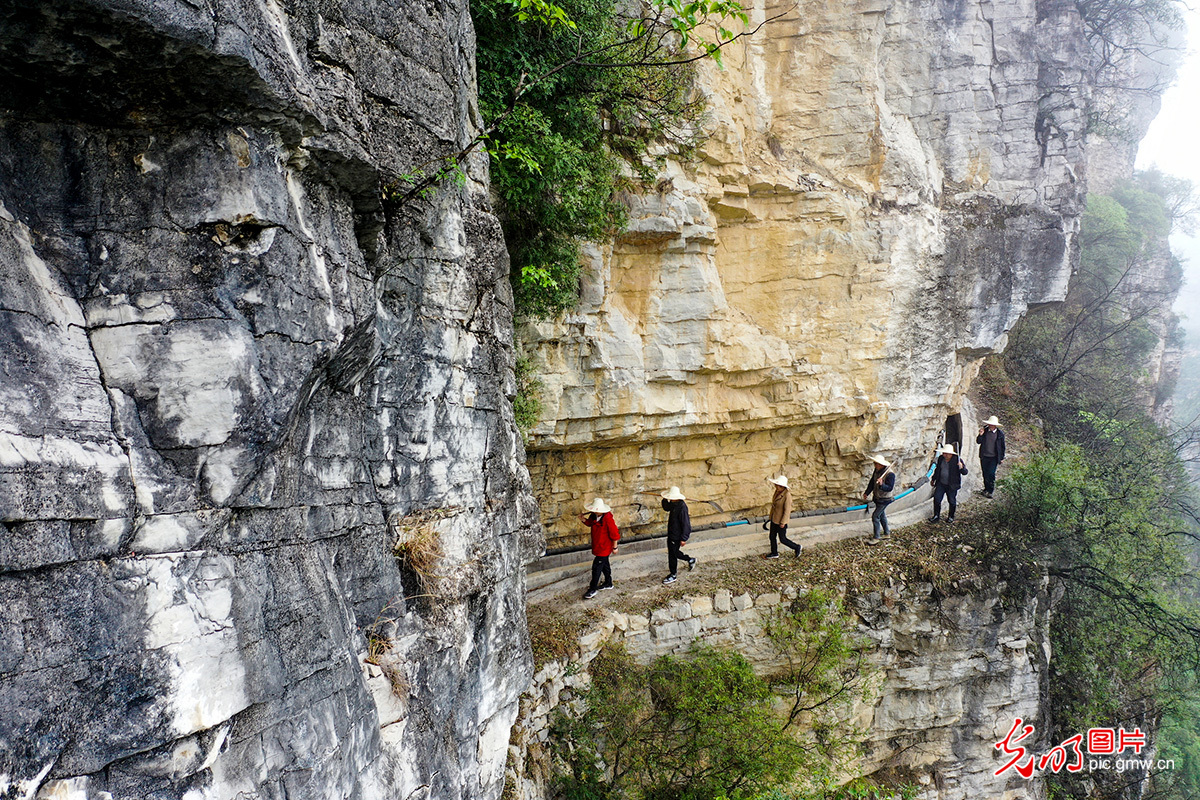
top-left (929, 444), bottom-right (968, 523)
top-left (862, 456), bottom-right (896, 544)
top-left (975, 415), bottom-right (1005, 498)
top-left (579, 498), bottom-right (620, 600)
top-left (763, 474), bottom-right (803, 559)
top-left (660, 486), bottom-right (695, 584)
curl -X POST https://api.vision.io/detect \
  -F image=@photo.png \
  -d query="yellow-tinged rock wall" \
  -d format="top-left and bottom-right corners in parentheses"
top-left (523, 0), bottom-right (1094, 548)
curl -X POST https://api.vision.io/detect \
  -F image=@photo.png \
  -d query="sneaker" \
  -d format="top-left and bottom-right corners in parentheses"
top-left (601, 583), bottom-right (614, 591)
top-left (928, 515), bottom-right (941, 523)
top-left (984, 491), bottom-right (994, 499)
top-left (794, 545), bottom-right (803, 558)
top-left (865, 537), bottom-right (881, 546)
top-left (765, 553), bottom-right (781, 560)
top-left (945, 516), bottom-right (955, 524)
top-left (583, 590), bottom-right (597, 600)
top-left (662, 574), bottom-right (677, 585)
top-left (688, 557), bottom-right (697, 571)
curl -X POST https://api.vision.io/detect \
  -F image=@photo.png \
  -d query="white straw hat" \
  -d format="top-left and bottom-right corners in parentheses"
top-left (983, 416), bottom-right (1001, 427)
top-left (768, 474), bottom-right (789, 488)
top-left (585, 497), bottom-right (611, 514)
top-left (871, 455), bottom-right (890, 468)
top-left (661, 486), bottom-right (686, 501)
top-left (939, 444), bottom-right (957, 455)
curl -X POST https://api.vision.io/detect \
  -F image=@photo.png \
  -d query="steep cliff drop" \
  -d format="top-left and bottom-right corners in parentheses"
top-left (522, 0), bottom-right (1096, 548)
top-left (0, 2), bottom-right (541, 799)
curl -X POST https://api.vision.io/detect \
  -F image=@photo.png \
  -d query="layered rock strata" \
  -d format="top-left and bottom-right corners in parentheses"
top-left (0, 1), bottom-right (540, 798)
top-left (523, 0), bottom-right (1095, 548)
top-left (510, 579), bottom-right (1053, 800)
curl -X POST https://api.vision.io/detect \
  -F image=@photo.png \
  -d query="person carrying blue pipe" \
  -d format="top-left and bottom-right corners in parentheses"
top-left (862, 456), bottom-right (896, 544)
top-left (929, 444), bottom-right (968, 523)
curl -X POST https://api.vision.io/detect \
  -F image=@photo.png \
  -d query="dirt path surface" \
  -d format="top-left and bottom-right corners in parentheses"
top-left (527, 478), bottom-right (989, 609)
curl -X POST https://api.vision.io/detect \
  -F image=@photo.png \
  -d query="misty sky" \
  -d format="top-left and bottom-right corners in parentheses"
top-left (1136, 5), bottom-right (1200, 333)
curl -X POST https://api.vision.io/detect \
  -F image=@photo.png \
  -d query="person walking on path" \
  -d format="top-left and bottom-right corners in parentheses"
top-left (763, 474), bottom-right (802, 558)
top-left (579, 498), bottom-right (620, 600)
top-left (862, 456), bottom-right (896, 544)
top-left (975, 415), bottom-right (1006, 498)
top-left (929, 444), bottom-right (968, 523)
top-left (661, 486), bottom-right (695, 584)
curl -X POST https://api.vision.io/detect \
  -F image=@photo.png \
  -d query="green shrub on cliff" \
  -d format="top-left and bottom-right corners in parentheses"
top-left (471, 0), bottom-right (752, 318)
top-left (553, 644), bottom-right (807, 800)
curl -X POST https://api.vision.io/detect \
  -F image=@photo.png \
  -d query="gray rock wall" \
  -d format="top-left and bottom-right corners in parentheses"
top-left (0, 2), bottom-right (540, 799)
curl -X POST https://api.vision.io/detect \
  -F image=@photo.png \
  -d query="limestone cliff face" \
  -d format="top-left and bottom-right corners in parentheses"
top-left (511, 580), bottom-right (1053, 800)
top-left (523, 0), bottom-right (1095, 547)
top-left (0, 2), bottom-right (540, 798)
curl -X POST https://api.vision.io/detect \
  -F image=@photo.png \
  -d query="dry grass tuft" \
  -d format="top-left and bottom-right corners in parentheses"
top-left (364, 623), bottom-right (411, 698)
top-left (527, 604), bottom-right (606, 667)
top-left (389, 507), bottom-right (460, 597)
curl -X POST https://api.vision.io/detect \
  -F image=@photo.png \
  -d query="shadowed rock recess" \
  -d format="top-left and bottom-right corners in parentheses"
top-left (0, 1), bottom-right (541, 798)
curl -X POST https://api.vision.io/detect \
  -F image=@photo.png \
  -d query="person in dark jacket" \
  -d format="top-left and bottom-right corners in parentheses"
top-left (862, 456), bottom-right (896, 544)
top-left (975, 415), bottom-right (1006, 498)
top-left (929, 444), bottom-right (968, 523)
top-left (660, 486), bottom-right (695, 584)
top-left (580, 497), bottom-right (620, 600)
top-left (763, 474), bottom-right (802, 558)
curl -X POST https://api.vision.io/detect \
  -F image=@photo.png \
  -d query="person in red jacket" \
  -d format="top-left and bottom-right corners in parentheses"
top-left (580, 498), bottom-right (620, 599)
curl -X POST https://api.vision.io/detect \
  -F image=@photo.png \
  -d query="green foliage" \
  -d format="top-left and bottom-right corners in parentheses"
top-left (1156, 685), bottom-right (1200, 799)
top-left (503, 0), bottom-right (577, 28)
top-left (513, 352), bottom-right (544, 433)
top-left (645, 0), bottom-right (749, 66)
top-left (473, 0), bottom-right (748, 317)
top-left (550, 590), bottom-right (879, 800)
top-left (986, 434), bottom-right (1200, 798)
top-left (553, 644), bottom-right (807, 800)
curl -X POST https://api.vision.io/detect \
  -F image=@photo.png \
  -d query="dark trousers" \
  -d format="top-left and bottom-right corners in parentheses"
top-left (588, 556), bottom-right (612, 591)
top-left (871, 500), bottom-right (891, 538)
top-left (933, 485), bottom-right (958, 519)
top-left (667, 540), bottom-right (691, 575)
top-left (980, 456), bottom-right (999, 493)
top-left (769, 522), bottom-right (801, 554)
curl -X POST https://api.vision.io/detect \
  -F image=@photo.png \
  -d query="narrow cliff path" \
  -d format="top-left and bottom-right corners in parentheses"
top-left (526, 474), bottom-right (989, 608)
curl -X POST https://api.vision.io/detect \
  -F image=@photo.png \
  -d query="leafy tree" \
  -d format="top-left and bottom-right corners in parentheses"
top-left (983, 431), bottom-right (1200, 799)
top-left (553, 644), bottom-right (808, 800)
top-left (1002, 176), bottom-right (1182, 423)
top-left (761, 588), bottom-right (867, 731)
top-left (552, 593), bottom-right (867, 800)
